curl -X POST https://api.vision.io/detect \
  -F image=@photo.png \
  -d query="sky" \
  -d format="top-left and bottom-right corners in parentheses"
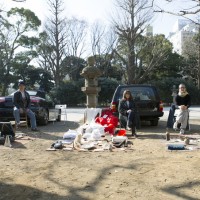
top-left (0, 0), bottom-right (197, 37)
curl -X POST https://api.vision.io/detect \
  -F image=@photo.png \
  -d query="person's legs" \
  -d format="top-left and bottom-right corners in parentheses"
top-left (127, 110), bottom-right (135, 128)
top-left (26, 109), bottom-right (37, 129)
top-left (173, 109), bottom-right (183, 130)
top-left (127, 111), bottom-right (137, 136)
top-left (175, 110), bottom-right (189, 134)
top-left (167, 104), bottom-right (176, 128)
top-left (180, 110), bottom-right (189, 129)
top-left (13, 107), bottom-right (20, 124)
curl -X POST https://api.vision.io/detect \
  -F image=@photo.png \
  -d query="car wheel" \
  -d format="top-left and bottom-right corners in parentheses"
top-left (39, 109), bottom-right (49, 125)
top-left (150, 119), bottom-right (158, 126)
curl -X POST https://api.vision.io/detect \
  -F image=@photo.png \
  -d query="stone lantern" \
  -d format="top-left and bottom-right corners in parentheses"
top-left (80, 56), bottom-right (102, 108)
top-left (171, 85), bottom-right (178, 104)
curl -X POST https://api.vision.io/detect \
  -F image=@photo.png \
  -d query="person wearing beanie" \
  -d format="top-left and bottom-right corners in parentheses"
top-left (13, 80), bottom-right (38, 131)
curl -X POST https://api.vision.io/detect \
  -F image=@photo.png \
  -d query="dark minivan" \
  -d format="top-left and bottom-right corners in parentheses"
top-left (110, 84), bottom-right (164, 126)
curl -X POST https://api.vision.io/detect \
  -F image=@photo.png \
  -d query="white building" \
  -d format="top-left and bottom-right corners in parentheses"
top-left (168, 19), bottom-right (198, 55)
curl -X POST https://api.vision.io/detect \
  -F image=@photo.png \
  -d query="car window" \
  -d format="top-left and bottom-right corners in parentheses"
top-left (118, 87), bottom-right (156, 101)
top-left (27, 91), bottom-right (37, 96)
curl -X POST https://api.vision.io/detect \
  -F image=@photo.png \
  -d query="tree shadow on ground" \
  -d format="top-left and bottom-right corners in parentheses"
top-left (161, 181), bottom-right (200, 200)
top-left (0, 182), bottom-right (67, 200)
top-left (0, 161), bottom-right (139, 200)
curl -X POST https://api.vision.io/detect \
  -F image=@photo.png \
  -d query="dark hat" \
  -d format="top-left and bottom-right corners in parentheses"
top-left (18, 80), bottom-right (25, 86)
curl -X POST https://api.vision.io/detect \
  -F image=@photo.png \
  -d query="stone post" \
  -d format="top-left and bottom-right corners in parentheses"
top-left (171, 85), bottom-right (178, 104)
top-left (80, 56), bottom-right (102, 108)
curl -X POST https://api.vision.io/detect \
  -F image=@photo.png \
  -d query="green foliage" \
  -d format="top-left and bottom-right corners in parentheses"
top-left (7, 7), bottom-right (41, 30)
top-left (50, 80), bottom-right (85, 106)
top-left (149, 78), bottom-right (200, 105)
top-left (61, 56), bottom-right (86, 81)
top-left (151, 52), bottom-right (184, 80)
top-left (0, 7), bottom-right (41, 95)
top-left (94, 55), bottom-right (123, 81)
top-left (49, 78), bottom-right (120, 107)
top-left (98, 78), bottom-right (120, 105)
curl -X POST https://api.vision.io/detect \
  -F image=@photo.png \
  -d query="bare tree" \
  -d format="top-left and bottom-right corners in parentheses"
top-left (38, 0), bottom-right (88, 86)
top-left (153, 0), bottom-right (200, 25)
top-left (111, 0), bottom-right (170, 84)
top-left (182, 30), bottom-right (200, 89)
top-left (89, 21), bottom-right (117, 76)
top-left (67, 17), bottom-right (87, 58)
top-left (39, 0), bottom-right (68, 87)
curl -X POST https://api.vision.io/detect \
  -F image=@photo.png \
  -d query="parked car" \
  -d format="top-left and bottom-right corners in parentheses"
top-left (110, 84), bottom-right (164, 126)
top-left (0, 90), bottom-right (60, 125)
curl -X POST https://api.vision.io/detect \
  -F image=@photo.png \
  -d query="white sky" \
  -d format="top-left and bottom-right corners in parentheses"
top-left (0, 0), bottom-right (197, 37)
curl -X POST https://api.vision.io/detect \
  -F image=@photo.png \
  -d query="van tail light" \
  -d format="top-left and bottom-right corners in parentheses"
top-left (159, 101), bottom-right (163, 112)
top-left (0, 97), bottom-right (5, 103)
top-left (111, 102), bottom-right (117, 112)
top-left (31, 98), bottom-right (40, 103)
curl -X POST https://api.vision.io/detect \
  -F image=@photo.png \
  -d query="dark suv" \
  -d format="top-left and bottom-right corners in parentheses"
top-left (110, 84), bottom-right (164, 126)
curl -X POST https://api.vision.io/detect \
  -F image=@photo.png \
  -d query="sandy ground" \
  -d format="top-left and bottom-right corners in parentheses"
top-left (0, 117), bottom-right (200, 200)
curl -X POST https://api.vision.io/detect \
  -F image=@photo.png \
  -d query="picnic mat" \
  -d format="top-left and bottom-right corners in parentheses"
top-left (164, 133), bottom-right (200, 151)
top-left (46, 134), bottom-right (135, 152)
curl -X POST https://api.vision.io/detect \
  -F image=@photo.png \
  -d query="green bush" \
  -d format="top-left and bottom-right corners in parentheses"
top-left (149, 78), bottom-right (200, 105)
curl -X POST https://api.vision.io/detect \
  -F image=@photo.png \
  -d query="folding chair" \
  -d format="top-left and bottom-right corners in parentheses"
top-left (55, 104), bottom-right (67, 124)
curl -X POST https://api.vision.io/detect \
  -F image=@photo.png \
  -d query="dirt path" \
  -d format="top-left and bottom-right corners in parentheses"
top-left (0, 119), bottom-right (200, 200)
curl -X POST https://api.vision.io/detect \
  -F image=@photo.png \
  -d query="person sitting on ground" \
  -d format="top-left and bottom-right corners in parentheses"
top-left (13, 80), bottom-right (38, 131)
top-left (173, 83), bottom-right (191, 134)
top-left (118, 90), bottom-right (137, 136)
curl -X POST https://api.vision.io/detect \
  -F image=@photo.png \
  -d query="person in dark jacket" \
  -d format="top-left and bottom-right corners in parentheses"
top-left (173, 83), bottom-right (191, 134)
top-left (118, 90), bottom-right (137, 136)
top-left (13, 80), bottom-right (38, 131)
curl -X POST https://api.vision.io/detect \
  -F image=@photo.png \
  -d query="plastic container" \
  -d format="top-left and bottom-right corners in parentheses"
top-left (168, 144), bottom-right (185, 150)
top-left (117, 129), bottom-right (126, 136)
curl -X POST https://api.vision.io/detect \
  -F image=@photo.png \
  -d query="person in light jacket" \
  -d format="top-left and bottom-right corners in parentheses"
top-left (173, 83), bottom-right (191, 134)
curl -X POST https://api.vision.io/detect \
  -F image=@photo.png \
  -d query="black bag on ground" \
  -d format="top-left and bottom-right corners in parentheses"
top-left (0, 122), bottom-right (15, 143)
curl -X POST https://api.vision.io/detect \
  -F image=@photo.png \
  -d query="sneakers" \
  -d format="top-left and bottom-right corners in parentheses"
top-left (16, 123), bottom-right (20, 129)
top-left (126, 126), bottom-right (131, 131)
top-left (31, 128), bottom-right (39, 132)
top-left (180, 129), bottom-right (185, 135)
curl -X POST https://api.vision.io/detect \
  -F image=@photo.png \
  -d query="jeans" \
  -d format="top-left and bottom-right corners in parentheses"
top-left (13, 107), bottom-right (37, 129)
top-left (127, 110), bottom-right (135, 127)
top-left (167, 104), bottom-right (176, 128)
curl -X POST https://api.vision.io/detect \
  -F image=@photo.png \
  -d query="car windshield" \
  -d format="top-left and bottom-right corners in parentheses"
top-left (119, 87), bottom-right (156, 101)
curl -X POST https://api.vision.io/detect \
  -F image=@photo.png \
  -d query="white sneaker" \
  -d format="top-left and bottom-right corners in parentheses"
top-left (180, 129), bottom-right (185, 134)
top-left (173, 121), bottom-right (178, 130)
